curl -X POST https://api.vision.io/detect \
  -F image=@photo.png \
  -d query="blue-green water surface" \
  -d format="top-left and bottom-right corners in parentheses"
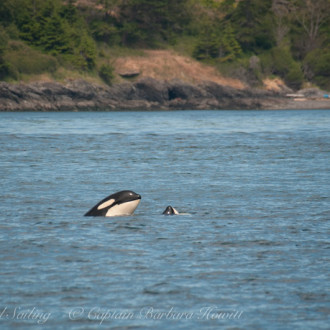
top-left (0, 110), bottom-right (329, 329)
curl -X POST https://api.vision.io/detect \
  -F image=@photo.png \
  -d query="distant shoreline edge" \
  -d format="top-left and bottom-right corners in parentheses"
top-left (1, 78), bottom-right (329, 112)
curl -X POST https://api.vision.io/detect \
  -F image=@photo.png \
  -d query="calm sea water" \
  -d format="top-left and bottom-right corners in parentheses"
top-left (0, 110), bottom-right (329, 329)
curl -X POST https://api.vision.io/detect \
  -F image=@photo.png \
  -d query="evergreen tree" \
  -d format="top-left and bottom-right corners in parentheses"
top-left (39, 15), bottom-right (71, 54)
top-left (227, 0), bottom-right (275, 52)
top-left (193, 22), bottom-right (220, 60)
top-left (9, 0), bottom-right (96, 70)
top-left (0, 0), bottom-right (14, 27)
top-left (218, 24), bottom-right (242, 61)
top-left (0, 28), bottom-right (11, 79)
top-left (304, 48), bottom-right (330, 89)
top-left (76, 32), bottom-right (97, 70)
top-left (59, 0), bottom-right (79, 25)
top-left (119, 0), bottom-right (165, 46)
top-left (119, 0), bottom-right (189, 46)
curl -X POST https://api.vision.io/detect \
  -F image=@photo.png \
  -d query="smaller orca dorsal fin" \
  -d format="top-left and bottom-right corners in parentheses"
top-left (162, 205), bottom-right (179, 215)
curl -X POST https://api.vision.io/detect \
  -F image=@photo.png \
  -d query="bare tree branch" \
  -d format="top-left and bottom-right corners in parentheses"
top-left (291, 0), bottom-right (330, 53)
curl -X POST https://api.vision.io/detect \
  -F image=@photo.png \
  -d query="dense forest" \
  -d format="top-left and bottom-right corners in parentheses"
top-left (0, 0), bottom-right (329, 90)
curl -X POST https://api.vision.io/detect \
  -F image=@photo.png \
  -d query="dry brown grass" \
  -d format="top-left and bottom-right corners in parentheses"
top-left (114, 50), bottom-right (246, 89)
top-left (263, 78), bottom-right (288, 91)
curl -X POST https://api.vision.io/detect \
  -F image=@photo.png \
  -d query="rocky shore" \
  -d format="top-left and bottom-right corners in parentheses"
top-left (0, 78), bottom-right (329, 111)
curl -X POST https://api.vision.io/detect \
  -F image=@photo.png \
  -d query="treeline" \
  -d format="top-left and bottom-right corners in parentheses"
top-left (0, 0), bottom-right (329, 89)
top-left (0, 0), bottom-right (97, 78)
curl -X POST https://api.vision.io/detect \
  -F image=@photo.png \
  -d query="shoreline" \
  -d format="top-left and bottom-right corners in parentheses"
top-left (0, 78), bottom-right (329, 112)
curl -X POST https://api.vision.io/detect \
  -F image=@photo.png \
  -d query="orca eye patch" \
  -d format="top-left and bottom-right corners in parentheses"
top-left (97, 199), bottom-right (115, 210)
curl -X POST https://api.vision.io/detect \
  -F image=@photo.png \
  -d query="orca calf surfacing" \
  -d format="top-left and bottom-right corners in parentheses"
top-left (163, 205), bottom-right (179, 215)
top-left (85, 190), bottom-right (141, 217)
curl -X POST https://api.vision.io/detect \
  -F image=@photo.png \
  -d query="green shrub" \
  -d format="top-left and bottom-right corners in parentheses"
top-left (304, 49), bottom-right (330, 90)
top-left (5, 41), bottom-right (58, 75)
top-left (261, 46), bottom-right (304, 89)
top-left (259, 51), bottom-right (273, 76)
top-left (285, 64), bottom-right (304, 90)
top-left (0, 27), bottom-right (8, 52)
top-left (270, 46), bottom-right (292, 76)
top-left (99, 64), bottom-right (114, 85)
top-left (193, 23), bottom-right (241, 62)
top-left (0, 27), bottom-right (11, 79)
top-left (91, 22), bottom-right (120, 45)
top-left (4, 23), bottom-right (19, 39)
top-left (0, 60), bottom-right (10, 79)
top-left (193, 34), bottom-right (219, 60)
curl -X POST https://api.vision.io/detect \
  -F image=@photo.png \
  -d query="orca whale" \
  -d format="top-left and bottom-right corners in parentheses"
top-left (85, 190), bottom-right (141, 217)
top-left (162, 205), bottom-right (179, 215)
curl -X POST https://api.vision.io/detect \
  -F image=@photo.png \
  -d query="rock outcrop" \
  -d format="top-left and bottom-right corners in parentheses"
top-left (0, 78), bottom-right (328, 111)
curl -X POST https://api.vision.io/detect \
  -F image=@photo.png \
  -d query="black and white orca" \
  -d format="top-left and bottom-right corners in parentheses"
top-left (162, 205), bottom-right (179, 215)
top-left (85, 190), bottom-right (141, 217)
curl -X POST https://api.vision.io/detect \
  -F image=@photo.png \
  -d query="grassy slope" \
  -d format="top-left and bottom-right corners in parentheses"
top-left (4, 39), bottom-right (249, 88)
top-left (5, 41), bottom-right (292, 93)
top-left (2, 0), bottom-right (289, 92)
top-left (113, 49), bottom-right (246, 88)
